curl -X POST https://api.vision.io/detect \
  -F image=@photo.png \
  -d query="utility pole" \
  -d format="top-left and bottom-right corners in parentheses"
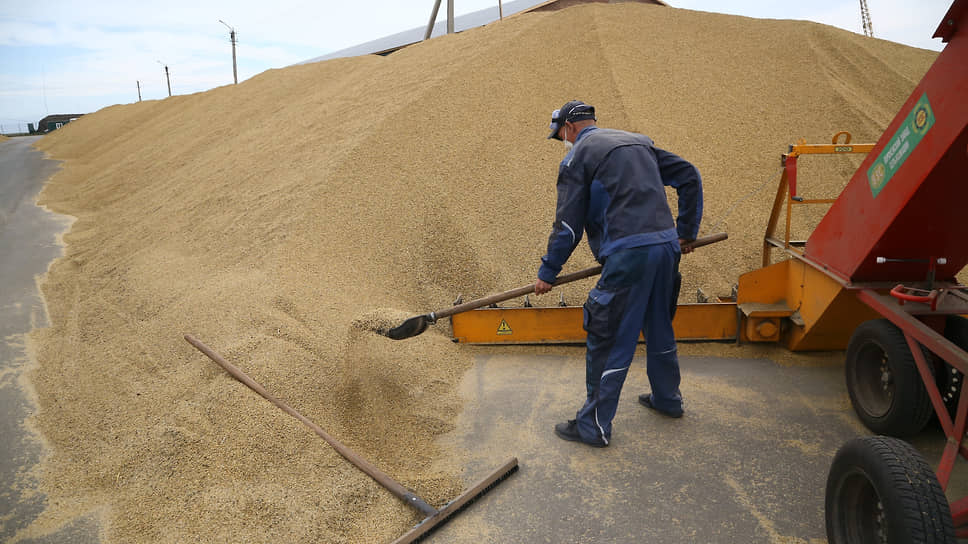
top-left (425, 0), bottom-right (442, 40)
top-left (859, 0), bottom-right (874, 37)
top-left (219, 20), bottom-right (238, 84)
top-left (424, 0), bottom-right (456, 40)
top-left (447, 0), bottom-right (454, 34)
top-left (157, 61), bottom-right (172, 97)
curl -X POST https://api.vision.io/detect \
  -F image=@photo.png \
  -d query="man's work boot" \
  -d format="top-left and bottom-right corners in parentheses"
top-left (554, 419), bottom-right (608, 447)
top-left (638, 394), bottom-right (683, 418)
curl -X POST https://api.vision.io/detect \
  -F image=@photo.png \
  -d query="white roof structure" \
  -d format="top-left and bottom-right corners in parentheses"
top-left (299, 0), bottom-right (652, 64)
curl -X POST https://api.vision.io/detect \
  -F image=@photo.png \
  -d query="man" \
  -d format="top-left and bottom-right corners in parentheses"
top-left (536, 100), bottom-right (703, 448)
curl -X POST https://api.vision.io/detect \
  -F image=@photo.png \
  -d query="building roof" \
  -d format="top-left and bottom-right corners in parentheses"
top-left (299, 0), bottom-right (667, 64)
top-left (37, 114), bottom-right (85, 128)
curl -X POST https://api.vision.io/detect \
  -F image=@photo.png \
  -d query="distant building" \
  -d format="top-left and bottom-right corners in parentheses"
top-left (35, 114), bottom-right (85, 133)
top-left (529, 0), bottom-right (667, 11)
top-left (300, 0), bottom-right (667, 63)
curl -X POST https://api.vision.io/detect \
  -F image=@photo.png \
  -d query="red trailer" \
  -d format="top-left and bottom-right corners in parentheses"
top-left (773, 1), bottom-right (968, 540)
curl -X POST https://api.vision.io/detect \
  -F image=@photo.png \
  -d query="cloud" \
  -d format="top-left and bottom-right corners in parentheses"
top-left (0, 0), bottom-right (953, 124)
top-left (1, 1), bottom-right (488, 121)
top-left (867, 0), bottom-right (951, 49)
top-left (667, 0), bottom-right (947, 51)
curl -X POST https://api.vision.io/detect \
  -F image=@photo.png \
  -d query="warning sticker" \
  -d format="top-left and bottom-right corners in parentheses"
top-left (867, 92), bottom-right (935, 198)
top-left (496, 319), bottom-right (513, 335)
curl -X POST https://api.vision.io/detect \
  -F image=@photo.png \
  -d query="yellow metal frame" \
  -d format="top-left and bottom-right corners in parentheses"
top-left (736, 258), bottom-right (881, 350)
top-left (762, 132), bottom-right (875, 267)
top-left (450, 303), bottom-right (738, 344)
top-left (450, 132), bottom-right (884, 350)
top-left (739, 132), bottom-right (883, 350)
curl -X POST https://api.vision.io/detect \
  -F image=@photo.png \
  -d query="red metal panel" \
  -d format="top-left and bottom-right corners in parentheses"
top-left (935, 0), bottom-right (967, 42)
top-left (954, 493), bottom-right (968, 537)
top-left (805, 4), bottom-right (968, 283)
top-left (904, 332), bottom-right (967, 491)
top-left (786, 154), bottom-right (798, 197)
top-left (856, 289), bottom-right (968, 373)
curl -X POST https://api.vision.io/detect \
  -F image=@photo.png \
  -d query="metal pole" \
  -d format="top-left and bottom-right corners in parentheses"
top-left (230, 30), bottom-right (238, 84)
top-left (220, 20), bottom-right (238, 84)
top-left (447, 0), bottom-right (454, 34)
top-left (424, 0), bottom-right (442, 40)
top-left (859, 0), bottom-right (874, 37)
top-left (499, 1), bottom-right (503, 20)
top-left (137, 80), bottom-right (142, 102)
top-left (158, 61), bottom-right (171, 97)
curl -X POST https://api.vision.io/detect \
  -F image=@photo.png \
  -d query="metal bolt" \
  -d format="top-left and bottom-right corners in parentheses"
top-left (880, 364), bottom-right (892, 391)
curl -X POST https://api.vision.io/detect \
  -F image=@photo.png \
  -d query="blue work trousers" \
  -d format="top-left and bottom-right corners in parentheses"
top-left (575, 242), bottom-right (682, 445)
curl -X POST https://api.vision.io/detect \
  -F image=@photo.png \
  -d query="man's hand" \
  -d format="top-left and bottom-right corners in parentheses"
top-left (679, 238), bottom-right (694, 255)
top-left (535, 279), bottom-right (554, 295)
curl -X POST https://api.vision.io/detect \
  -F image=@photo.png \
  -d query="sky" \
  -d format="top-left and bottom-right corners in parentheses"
top-left (0, 0), bottom-right (956, 133)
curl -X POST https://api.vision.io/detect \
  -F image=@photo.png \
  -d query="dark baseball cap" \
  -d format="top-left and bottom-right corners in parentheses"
top-left (547, 100), bottom-right (596, 140)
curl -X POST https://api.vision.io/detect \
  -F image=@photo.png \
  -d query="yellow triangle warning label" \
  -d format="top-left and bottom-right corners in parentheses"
top-left (496, 319), bottom-right (513, 335)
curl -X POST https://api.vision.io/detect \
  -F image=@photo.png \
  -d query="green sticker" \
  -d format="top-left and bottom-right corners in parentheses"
top-left (867, 93), bottom-right (935, 198)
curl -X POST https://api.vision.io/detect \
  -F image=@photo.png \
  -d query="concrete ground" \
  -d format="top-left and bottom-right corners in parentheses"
top-left (2, 136), bottom-right (964, 543)
top-left (0, 136), bottom-right (100, 543)
top-left (429, 349), bottom-right (968, 543)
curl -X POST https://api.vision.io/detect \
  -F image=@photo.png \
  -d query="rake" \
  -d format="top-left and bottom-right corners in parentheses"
top-left (184, 334), bottom-right (517, 543)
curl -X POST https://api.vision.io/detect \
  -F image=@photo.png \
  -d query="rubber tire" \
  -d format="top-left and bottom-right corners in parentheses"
top-left (846, 319), bottom-right (933, 438)
top-left (825, 436), bottom-right (955, 544)
top-left (939, 315), bottom-right (967, 419)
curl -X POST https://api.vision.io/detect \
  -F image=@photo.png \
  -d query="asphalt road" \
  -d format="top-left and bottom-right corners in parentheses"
top-left (0, 136), bottom-right (99, 543)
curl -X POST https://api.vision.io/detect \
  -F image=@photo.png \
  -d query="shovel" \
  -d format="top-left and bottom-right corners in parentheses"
top-left (381, 232), bottom-right (727, 340)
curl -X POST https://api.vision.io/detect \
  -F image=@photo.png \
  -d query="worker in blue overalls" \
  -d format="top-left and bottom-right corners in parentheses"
top-left (535, 100), bottom-right (703, 447)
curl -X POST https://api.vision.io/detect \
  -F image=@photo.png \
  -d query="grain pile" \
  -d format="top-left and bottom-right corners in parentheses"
top-left (19, 4), bottom-right (942, 543)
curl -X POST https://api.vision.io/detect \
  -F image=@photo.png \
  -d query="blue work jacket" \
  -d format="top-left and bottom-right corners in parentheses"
top-left (538, 126), bottom-right (703, 284)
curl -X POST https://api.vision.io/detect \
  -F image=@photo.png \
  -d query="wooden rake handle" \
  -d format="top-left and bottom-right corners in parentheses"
top-left (184, 334), bottom-right (438, 516)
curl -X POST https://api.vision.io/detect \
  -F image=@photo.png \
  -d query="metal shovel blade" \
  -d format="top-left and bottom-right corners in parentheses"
top-left (384, 314), bottom-right (432, 340)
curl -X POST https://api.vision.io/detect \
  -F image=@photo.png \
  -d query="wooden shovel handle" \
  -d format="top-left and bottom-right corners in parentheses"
top-left (432, 232), bottom-right (727, 320)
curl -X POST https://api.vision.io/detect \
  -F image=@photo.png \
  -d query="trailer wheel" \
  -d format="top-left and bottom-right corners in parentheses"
top-left (825, 436), bottom-right (955, 544)
top-left (939, 316), bottom-right (967, 419)
top-left (846, 319), bottom-right (933, 438)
